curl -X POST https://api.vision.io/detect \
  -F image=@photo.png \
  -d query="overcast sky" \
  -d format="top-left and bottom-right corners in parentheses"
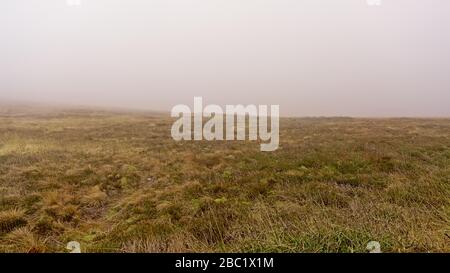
top-left (1, 0), bottom-right (449, 116)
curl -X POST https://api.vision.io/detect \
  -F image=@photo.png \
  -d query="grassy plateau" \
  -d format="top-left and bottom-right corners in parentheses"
top-left (0, 105), bottom-right (449, 252)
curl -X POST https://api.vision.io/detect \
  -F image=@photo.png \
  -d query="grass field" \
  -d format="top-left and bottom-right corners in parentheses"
top-left (0, 105), bottom-right (449, 253)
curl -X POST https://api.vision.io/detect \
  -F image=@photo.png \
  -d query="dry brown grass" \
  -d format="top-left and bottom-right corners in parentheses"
top-left (0, 106), bottom-right (449, 252)
top-left (0, 209), bottom-right (27, 233)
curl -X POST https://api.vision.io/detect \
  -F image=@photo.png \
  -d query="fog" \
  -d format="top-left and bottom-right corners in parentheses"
top-left (1, 0), bottom-right (449, 117)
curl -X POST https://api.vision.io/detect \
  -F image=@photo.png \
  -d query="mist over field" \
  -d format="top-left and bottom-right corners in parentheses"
top-left (0, 1), bottom-right (449, 255)
top-left (1, 0), bottom-right (450, 116)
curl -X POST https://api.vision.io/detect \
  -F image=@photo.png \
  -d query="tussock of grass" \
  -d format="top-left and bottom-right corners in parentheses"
top-left (0, 209), bottom-right (27, 233)
top-left (82, 186), bottom-right (108, 208)
top-left (3, 227), bottom-right (48, 253)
